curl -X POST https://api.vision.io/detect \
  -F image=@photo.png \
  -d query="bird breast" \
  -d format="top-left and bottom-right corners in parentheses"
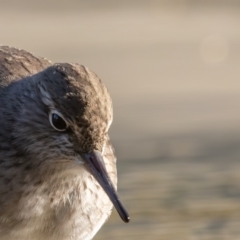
top-left (0, 169), bottom-right (113, 240)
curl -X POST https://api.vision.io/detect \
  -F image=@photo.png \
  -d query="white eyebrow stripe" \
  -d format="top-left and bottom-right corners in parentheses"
top-left (39, 85), bottom-right (54, 107)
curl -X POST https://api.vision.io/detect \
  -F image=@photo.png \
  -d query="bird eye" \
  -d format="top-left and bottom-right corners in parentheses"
top-left (49, 111), bottom-right (68, 131)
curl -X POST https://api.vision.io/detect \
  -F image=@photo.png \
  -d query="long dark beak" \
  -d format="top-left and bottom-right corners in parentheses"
top-left (82, 150), bottom-right (130, 223)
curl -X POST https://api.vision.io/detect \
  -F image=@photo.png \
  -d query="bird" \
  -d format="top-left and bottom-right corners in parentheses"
top-left (0, 46), bottom-right (129, 240)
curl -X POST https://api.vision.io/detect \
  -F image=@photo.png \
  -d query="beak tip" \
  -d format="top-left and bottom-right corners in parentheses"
top-left (118, 208), bottom-right (130, 223)
top-left (125, 216), bottom-right (130, 223)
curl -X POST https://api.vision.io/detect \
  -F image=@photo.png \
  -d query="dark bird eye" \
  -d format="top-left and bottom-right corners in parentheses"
top-left (49, 112), bottom-right (68, 131)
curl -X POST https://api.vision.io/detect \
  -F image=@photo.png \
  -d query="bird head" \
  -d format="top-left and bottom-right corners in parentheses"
top-left (10, 63), bottom-right (129, 223)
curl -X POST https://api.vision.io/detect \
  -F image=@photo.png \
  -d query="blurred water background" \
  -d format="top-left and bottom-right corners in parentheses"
top-left (1, 0), bottom-right (240, 239)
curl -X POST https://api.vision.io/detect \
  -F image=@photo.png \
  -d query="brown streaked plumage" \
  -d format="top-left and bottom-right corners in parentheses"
top-left (0, 46), bottom-right (129, 240)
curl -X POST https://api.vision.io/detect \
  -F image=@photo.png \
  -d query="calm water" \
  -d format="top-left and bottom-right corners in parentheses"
top-left (97, 134), bottom-right (240, 239)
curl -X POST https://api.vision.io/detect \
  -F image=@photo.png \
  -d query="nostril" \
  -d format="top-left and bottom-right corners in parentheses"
top-left (89, 156), bottom-right (101, 174)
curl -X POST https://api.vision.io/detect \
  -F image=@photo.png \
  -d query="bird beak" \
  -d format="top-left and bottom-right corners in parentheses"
top-left (82, 150), bottom-right (130, 223)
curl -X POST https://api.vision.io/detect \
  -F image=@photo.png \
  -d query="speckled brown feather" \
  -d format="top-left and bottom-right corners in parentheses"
top-left (0, 46), bottom-right (118, 240)
top-left (0, 46), bottom-right (51, 87)
top-left (38, 63), bottom-right (113, 153)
